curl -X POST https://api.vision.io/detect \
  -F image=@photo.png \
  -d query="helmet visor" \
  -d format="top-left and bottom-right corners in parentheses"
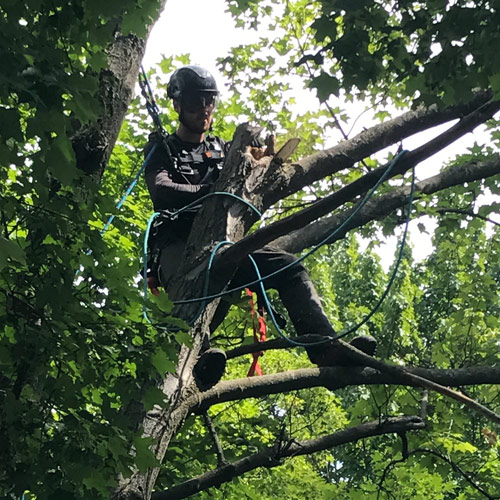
top-left (181, 91), bottom-right (219, 112)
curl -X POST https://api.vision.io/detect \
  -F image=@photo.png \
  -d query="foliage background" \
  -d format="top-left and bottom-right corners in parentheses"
top-left (1, 0), bottom-right (499, 499)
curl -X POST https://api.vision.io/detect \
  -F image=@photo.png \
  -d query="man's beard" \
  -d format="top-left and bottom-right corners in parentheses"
top-left (179, 109), bottom-right (212, 135)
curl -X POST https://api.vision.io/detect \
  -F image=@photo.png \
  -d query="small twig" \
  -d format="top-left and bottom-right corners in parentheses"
top-left (378, 447), bottom-right (499, 500)
top-left (377, 455), bottom-right (405, 500)
top-left (291, 20), bottom-right (355, 144)
top-left (202, 412), bottom-right (227, 467)
top-left (226, 334), bottom-right (327, 359)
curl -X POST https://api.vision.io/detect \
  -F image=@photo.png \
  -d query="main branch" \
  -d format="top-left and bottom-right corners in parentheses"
top-left (259, 92), bottom-right (495, 208)
top-left (191, 365), bottom-right (500, 418)
top-left (273, 156), bottom-right (500, 253)
top-left (218, 99), bottom-right (500, 274)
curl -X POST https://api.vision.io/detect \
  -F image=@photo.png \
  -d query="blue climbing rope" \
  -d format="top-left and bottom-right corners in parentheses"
top-left (101, 144), bottom-right (158, 235)
top-left (76, 145), bottom-right (158, 278)
top-left (142, 192), bottom-right (261, 323)
top-left (173, 149), bottom-right (409, 305)
top-left (144, 150), bottom-right (415, 347)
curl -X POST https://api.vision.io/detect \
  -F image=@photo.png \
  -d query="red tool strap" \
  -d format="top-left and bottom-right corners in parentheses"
top-left (246, 288), bottom-right (267, 376)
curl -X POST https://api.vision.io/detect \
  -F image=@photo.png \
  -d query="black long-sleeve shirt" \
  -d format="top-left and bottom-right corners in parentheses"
top-left (144, 132), bottom-right (227, 212)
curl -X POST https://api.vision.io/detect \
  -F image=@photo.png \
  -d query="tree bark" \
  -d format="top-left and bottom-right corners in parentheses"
top-left (259, 91), bottom-right (496, 209)
top-left (72, 6), bottom-right (167, 179)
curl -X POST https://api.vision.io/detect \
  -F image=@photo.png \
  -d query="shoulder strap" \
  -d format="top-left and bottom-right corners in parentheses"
top-left (206, 135), bottom-right (226, 155)
top-left (147, 131), bottom-right (182, 174)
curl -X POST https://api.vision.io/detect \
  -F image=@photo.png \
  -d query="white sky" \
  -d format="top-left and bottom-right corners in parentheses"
top-left (143, 0), bottom-right (257, 86)
top-left (142, 0), bottom-right (498, 266)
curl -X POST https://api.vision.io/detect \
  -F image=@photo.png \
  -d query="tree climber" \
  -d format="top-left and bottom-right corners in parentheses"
top-left (144, 65), bottom-right (376, 389)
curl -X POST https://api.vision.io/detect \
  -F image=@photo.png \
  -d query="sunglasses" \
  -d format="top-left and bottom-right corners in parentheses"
top-left (181, 92), bottom-right (219, 112)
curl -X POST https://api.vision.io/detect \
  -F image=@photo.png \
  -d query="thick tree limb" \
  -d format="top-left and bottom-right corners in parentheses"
top-left (272, 157), bottom-right (500, 253)
top-left (191, 364), bottom-right (500, 417)
top-left (258, 92), bottom-right (495, 208)
top-left (217, 99), bottom-right (500, 275)
top-left (152, 416), bottom-right (426, 500)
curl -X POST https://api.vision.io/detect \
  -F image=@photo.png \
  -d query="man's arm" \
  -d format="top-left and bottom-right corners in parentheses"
top-left (145, 169), bottom-right (210, 210)
top-left (144, 138), bottom-right (210, 211)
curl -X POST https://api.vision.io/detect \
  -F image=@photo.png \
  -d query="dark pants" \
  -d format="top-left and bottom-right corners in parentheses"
top-left (158, 238), bottom-right (335, 364)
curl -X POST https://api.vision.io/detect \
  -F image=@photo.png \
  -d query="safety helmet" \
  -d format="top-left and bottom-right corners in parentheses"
top-left (167, 65), bottom-right (219, 100)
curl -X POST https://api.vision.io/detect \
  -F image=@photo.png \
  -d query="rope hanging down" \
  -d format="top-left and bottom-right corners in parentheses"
top-left (101, 64), bottom-right (171, 234)
top-left (246, 289), bottom-right (267, 376)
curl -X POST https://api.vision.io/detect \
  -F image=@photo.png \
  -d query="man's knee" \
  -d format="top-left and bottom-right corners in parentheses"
top-left (250, 247), bottom-right (308, 284)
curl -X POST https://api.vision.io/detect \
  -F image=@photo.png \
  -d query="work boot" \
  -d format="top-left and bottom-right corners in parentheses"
top-left (307, 334), bottom-right (377, 367)
top-left (193, 348), bottom-right (227, 391)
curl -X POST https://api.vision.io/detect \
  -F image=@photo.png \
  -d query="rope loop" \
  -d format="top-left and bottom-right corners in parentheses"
top-left (143, 150), bottom-right (415, 347)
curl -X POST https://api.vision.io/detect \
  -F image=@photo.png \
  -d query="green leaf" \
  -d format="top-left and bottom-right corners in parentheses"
top-left (133, 436), bottom-right (160, 473)
top-left (0, 236), bottom-right (26, 270)
top-left (309, 72), bottom-right (340, 101)
top-left (46, 136), bottom-right (77, 185)
top-left (142, 387), bottom-right (168, 411)
top-left (42, 234), bottom-right (57, 245)
top-left (488, 73), bottom-right (500, 97)
top-left (151, 349), bottom-right (176, 375)
top-left (174, 330), bottom-right (193, 347)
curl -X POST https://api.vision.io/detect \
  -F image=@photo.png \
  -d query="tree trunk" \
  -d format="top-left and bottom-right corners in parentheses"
top-left (72, 9), bottom-right (166, 179)
top-left (112, 124), bottom-right (265, 500)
